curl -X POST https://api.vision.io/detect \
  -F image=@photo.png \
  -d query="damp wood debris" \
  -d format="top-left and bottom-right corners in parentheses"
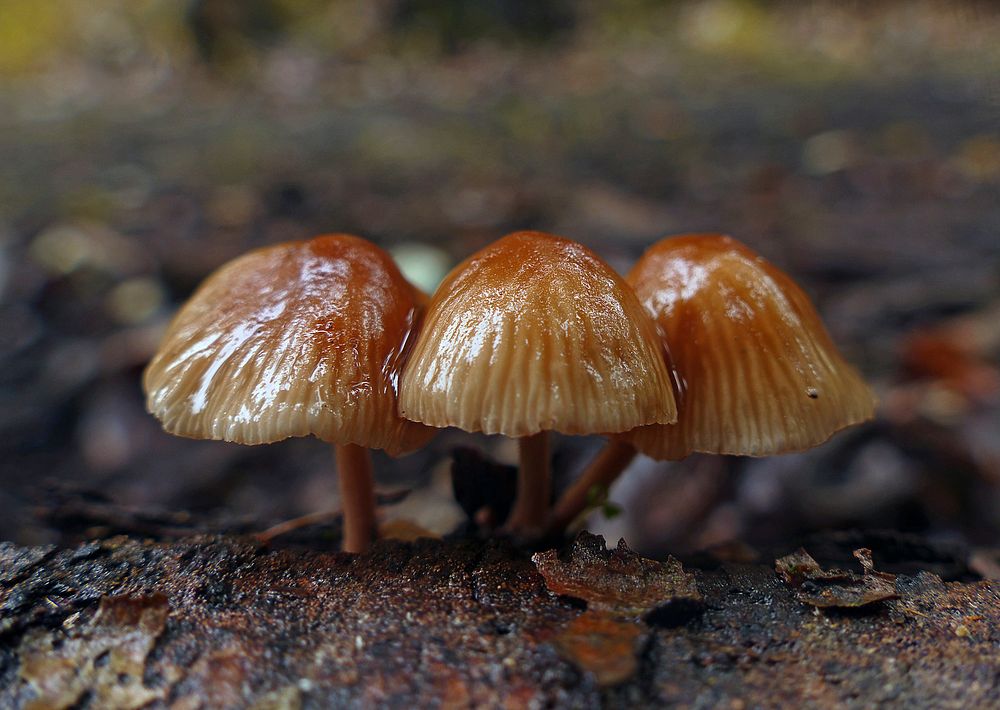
top-left (2, 532), bottom-right (999, 708)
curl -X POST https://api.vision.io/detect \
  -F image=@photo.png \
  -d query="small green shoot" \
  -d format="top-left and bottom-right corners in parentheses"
top-left (585, 483), bottom-right (622, 521)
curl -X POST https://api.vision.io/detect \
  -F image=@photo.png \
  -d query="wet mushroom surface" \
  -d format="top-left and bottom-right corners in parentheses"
top-left (550, 233), bottom-right (876, 534)
top-left (624, 233), bottom-right (876, 460)
top-left (399, 231), bottom-right (676, 536)
top-left (143, 234), bottom-right (434, 552)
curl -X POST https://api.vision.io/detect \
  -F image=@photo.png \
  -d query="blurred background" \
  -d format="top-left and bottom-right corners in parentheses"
top-left (1, 0), bottom-right (998, 556)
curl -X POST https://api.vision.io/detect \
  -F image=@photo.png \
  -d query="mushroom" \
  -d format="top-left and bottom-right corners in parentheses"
top-left (398, 231), bottom-right (677, 536)
top-left (550, 233), bottom-right (876, 533)
top-left (143, 234), bottom-right (434, 552)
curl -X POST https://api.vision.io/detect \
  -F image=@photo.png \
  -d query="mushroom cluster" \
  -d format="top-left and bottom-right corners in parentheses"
top-left (144, 230), bottom-right (875, 552)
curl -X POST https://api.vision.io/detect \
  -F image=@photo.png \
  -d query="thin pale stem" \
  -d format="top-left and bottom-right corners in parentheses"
top-left (505, 432), bottom-right (551, 536)
top-left (256, 509), bottom-right (337, 544)
top-left (336, 443), bottom-right (375, 553)
top-left (548, 439), bottom-right (637, 535)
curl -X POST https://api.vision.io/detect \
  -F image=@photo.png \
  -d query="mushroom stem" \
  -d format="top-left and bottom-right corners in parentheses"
top-left (506, 431), bottom-right (551, 535)
top-left (547, 439), bottom-right (637, 535)
top-left (335, 443), bottom-right (376, 553)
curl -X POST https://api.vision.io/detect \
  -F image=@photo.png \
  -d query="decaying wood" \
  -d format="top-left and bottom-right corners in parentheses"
top-left (1, 531), bottom-right (998, 708)
top-left (775, 547), bottom-right (899, 608)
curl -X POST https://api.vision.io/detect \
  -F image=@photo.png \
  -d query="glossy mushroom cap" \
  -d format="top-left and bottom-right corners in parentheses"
top-left (143, 234), bottom-right (434, 456)
top-left (625, 234), bottom-right (876, 460)
top-left (399, 231), bottom-right (677, 437)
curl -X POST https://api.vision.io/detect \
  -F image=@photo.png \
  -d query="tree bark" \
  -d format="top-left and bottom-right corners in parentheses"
top-left (1, 530), bottom-right (997, 708)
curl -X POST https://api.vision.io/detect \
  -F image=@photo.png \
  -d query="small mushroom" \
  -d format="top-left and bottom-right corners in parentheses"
top-left (143, 234), bottom-right (434, 552)
top-left (399, 231), bottom-right (676, 537)
top-left (550, 234), bottom-right (876, 533)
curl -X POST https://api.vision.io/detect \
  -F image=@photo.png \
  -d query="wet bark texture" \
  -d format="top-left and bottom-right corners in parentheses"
top-left (1, 530), bottom-right (998, 709)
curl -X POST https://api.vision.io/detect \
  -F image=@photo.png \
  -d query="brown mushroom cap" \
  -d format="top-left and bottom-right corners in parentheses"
top-left (399, 231), bottom-right (677, 437)
top-left (143, 234), bottom-right (433, 456)
top-left (625, 234), bottom-right (876, 460)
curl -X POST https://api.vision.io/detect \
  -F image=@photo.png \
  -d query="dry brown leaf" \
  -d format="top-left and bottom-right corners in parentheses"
top-left (776, 547), bottom-right (898, 608)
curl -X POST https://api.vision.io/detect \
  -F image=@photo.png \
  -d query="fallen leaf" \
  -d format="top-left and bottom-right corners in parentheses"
top-left (968, 548), bottom-right (1000, 580)
top-left (776, 548), bottom-right (898, 608)
top-left (532, 532), bottom-right (701, 618)
top-left (550, 610), bottom-right (646, 687)
top-left (379, 518), bottom-right (439, 542)
top-left (18, 594), bottom-right (171, 710)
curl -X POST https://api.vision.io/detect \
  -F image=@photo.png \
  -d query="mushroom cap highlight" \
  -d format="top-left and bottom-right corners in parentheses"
top-left (143, 234), bottom-right (434, 456)
top-left (624, 234), bottom-right (876, 460)
top-left (399, 231), bottom-right (677, 437)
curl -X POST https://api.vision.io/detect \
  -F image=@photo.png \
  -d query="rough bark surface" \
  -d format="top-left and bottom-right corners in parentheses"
top-left (1, 533), bottom-right (998, 709)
